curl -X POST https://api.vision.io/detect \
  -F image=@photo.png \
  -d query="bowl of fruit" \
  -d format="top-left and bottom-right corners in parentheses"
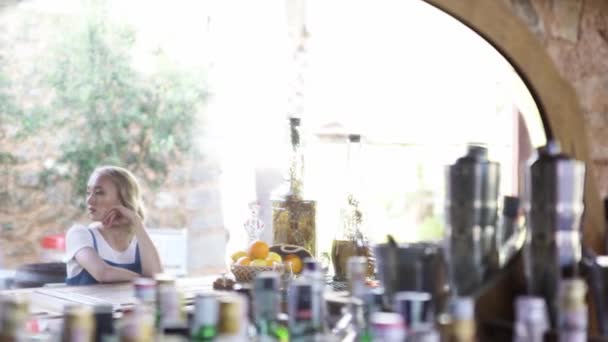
top-left (230, 241), bottom-right (313, 283)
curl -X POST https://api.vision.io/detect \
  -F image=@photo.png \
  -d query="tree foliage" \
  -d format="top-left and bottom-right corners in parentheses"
top-left (5, 2), bottom-right (207, 195)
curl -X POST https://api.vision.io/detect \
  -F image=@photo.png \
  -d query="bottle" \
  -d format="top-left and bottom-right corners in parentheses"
top-left (370, 312), bottom-right (406, 342)
top-left (557, 278), bottom-right (587, 342)
top-left (288, 277), bottom-right (325, 341)
top-left (62, 305), bottom-right (95, 342)
top-left (445, 297), bottom-right (476, 342)
top-left (392, 291), bottom-right (435, 339)
top-left (513, 296), bottom-right (549, 342)
top-left (332, 134), bottom-right (375, 281)
top-left (252, 272), bottom-right (289, 342)
top-left (332, 257), bottom-right (371, 341)
top-left (93, 304), bottom-right (114, 342)
top-left (155, 274), bottom-right (186, 332)
top-left (0, 295), bottom-right (29, 342)
top-left (191, 293), bottom-right (219, 341)
top-left (216, 294), bottom-right (248, 341)
top-left (117, 304), bottom-right (155, 342)
top-left (272, 117), bottom-right (317, 255)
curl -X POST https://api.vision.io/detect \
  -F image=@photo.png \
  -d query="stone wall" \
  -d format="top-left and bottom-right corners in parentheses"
top-left (506, 0), bottom-right (608, 199)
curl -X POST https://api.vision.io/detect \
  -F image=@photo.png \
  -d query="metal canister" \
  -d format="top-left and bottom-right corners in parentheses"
top-left (0, 295), bottom-right (29, 341)
top-left (446, 144), bottom-right (500, 295)
top-left (525, 141), bottom-right (586, 324)
top-left (63, 305), bottom-right (95, 342)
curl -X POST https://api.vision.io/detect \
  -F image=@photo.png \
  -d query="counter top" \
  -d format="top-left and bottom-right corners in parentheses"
top-left (0, 275), bottom-right (217, 319)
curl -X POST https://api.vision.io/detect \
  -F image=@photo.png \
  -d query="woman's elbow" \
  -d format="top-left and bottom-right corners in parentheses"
top-left (91, 266), bottom-right (113, 283)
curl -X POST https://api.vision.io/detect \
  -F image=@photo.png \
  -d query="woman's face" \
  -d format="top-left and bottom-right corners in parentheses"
top-left (86, 173), bottom-right (122, 222)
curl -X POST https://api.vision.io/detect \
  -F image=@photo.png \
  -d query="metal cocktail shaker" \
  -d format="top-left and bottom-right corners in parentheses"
top-left (524, 141), bottom-right (585, 326)
top-left (445, 145), bottom-right (500, 296)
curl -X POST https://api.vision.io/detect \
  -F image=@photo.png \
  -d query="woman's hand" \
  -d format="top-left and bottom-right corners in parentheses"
top-left (102, 205), bottom-right (143, 230)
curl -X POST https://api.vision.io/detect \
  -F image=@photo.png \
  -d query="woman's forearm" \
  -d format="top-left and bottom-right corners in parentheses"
top-left (99, 265), bottom-right (140, 283)
top-left (134, 224), bottom-right (163, 277)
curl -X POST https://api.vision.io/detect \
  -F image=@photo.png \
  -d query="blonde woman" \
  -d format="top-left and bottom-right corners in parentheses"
top-left (65, 166), bottom-right (163, 285)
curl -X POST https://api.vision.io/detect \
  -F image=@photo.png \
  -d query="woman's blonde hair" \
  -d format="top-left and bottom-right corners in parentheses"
top-left (90, 166), bottom-right (146, 221)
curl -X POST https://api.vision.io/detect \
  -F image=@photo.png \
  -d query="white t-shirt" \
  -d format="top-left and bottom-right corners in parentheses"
top-left (65, 224), bottom-right (138, 278)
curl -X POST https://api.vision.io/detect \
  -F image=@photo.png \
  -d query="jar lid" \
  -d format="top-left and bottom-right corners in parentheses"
top-left (41, 234), bottom-right (66, 251)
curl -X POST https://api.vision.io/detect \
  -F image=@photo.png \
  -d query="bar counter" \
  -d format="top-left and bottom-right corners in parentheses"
top-left (0, 275), bottom-right (217, 320)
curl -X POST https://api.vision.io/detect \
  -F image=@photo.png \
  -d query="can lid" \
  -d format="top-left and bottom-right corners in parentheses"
top-left (41, 234), bottom-right (66, 251)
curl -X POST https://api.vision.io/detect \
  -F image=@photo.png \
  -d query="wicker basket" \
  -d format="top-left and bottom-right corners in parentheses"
top-left (231, 263), bottom-right (284, 283)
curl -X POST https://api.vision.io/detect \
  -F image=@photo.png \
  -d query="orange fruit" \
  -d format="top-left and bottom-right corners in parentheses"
top-left (231, 251), bottom-right (248, 263)
top-left (236, 256), bottom-right (251, 266)
top-left (248, 240), bottom-right (269, 260)
top-left (284, 254), bottom-right (303, 274)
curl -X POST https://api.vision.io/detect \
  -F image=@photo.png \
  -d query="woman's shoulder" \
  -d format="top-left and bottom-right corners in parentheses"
top-left (66, 223), bottom-right (99, 242)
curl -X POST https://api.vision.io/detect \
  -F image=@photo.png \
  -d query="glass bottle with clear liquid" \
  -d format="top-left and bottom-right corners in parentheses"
top-left (331, 134), bottom-right (375, 281)
top-left (272, 117), bottom-right (317, 256)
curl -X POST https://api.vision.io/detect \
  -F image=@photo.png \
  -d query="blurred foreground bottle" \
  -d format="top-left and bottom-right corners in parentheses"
top-left (252, 272), bottom-right (289, 341)
top-left (0, 296), bottom-right (29, 342)
top-left (332, 134), bottom-right (375, 281)
top-left (557, 278), bottom-right (587, 342)
top-left (191, 293), bottom-right (219, 341)
top-left (216, 295), bottom-right (248, 342)
top-left (272, 117), bottom-right (317, 256)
